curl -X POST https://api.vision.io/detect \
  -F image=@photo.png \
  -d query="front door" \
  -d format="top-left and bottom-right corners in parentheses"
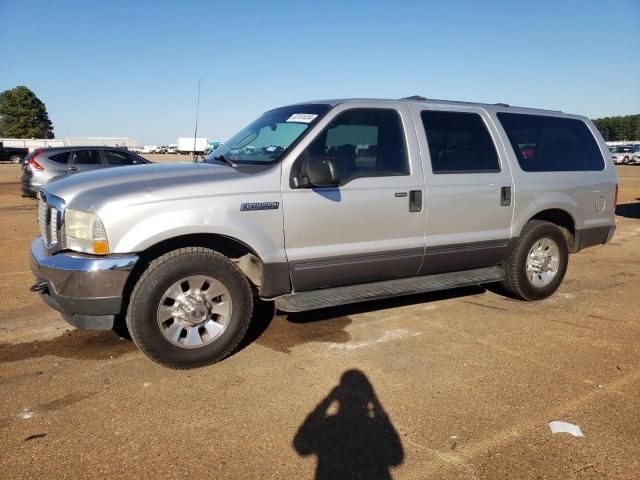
top-left (411, 106), bottom-right (515, 274)
top-left (281, 103), bottom-right (426, 292)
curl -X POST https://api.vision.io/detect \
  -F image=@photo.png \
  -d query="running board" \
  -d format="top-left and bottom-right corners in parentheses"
top-left (275, 266), bottom-right (505, 312)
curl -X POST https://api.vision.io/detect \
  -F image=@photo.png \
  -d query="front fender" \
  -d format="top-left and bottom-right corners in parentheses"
top-left (103, 200), bottom-right (286, 264)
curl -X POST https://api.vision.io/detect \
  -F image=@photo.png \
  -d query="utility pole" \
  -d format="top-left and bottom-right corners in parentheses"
top-left (193, 78), bottom-right (201, 162)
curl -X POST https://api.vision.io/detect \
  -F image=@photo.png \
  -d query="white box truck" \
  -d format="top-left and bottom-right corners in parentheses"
top-left (177, 137), bottom-right (208, 154)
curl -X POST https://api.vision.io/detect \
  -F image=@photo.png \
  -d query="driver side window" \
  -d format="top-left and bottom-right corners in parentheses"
top-left (300, 108), bottom-right (408, 184)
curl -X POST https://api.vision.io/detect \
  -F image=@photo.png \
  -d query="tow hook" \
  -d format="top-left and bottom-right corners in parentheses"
top-left (30, 281), bottom-right (49, 293)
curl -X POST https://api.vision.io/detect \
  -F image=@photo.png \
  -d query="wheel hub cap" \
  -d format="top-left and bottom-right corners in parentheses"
top-left (156, 275), bottom-right (232, 349)
top-left (526, 238), bottom-right (560, 287)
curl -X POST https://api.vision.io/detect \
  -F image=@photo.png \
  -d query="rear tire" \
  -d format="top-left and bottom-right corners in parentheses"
top-left (501, 220), bottom-right (568, 301)
top-left (127, 247), bottom-right (253, 369)
top-left (10, 155), bottom-right (21, 164)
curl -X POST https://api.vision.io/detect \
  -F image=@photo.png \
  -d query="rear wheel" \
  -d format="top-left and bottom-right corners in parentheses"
top-left (10, 155), bottom-right (21, 164)
top-left (501, 220), bottom-right (569, 301)
top-left (127, 247), bottom-right (253, 369)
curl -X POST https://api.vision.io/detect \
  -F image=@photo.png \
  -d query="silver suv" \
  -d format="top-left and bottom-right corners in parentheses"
top-left (20, 146), bottom-right (149, 198)
top-left (29, 98), bottom-right (617, 368)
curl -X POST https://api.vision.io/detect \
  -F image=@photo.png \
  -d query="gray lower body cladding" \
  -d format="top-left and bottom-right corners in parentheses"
top-left (573, 225), bottom-right (615, 252)
top-left (289, 239), bottom-right (514, 293)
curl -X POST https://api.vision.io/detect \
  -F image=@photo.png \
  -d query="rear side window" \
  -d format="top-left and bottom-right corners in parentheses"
top-left (48, 152), bottom-right (70, 164)
top-left (421, 111), bottom-right (500, 173)
top-left (70, 150), bottom-right (101, 165)
top-left (497, 113), bottom-right (604, 171)
top-left (104, 150), bottom-right (139, 165)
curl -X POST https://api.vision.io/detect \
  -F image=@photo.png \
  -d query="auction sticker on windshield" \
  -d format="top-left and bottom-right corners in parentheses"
top-left (286, 113), bottom-right (318, 123)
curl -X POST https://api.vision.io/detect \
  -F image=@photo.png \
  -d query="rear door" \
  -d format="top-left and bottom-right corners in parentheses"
top-left (281, 103), bottom-right (426, 291)
top-left (68, 150), bottom-right (104, 174)
top-left (411, 106), bottom-right (515, 274)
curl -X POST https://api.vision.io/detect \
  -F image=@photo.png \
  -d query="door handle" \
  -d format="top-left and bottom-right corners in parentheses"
top-left (409, 190), bottom-right (422, 212)
top-left (68, 166), bottom-right (78, 172)
top-left (500, 186), bottom-right (512, 206)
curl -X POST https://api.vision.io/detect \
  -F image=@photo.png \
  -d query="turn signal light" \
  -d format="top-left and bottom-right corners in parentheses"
top-left (92, 241), bottom-right (109, 255)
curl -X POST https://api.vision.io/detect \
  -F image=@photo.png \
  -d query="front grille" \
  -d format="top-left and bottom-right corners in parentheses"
top-left (37, 199), bottom-right (47, 239)
top-left (38, 198), bottom-right (60, 247)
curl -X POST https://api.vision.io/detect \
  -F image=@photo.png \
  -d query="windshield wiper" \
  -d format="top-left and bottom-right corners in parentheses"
top-left (213, 155), bottom-right (238, 168)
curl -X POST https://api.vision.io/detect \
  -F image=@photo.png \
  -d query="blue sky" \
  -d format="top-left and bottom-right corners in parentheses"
top-left (1, 0), bottom-right (638, 145)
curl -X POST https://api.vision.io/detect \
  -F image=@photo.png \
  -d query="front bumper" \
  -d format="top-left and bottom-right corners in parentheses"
top-left (30, 238), bottom-right (138, 330)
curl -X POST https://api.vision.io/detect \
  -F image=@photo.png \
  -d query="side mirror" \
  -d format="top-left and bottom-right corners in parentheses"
top-left (306, 156), bottom-right (340, 187)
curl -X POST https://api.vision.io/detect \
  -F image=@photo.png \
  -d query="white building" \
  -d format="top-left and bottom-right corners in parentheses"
top-left (0, 137), bottom-right (137, 151)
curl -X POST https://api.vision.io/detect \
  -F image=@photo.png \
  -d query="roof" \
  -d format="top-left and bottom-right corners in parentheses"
top-left (293, 97), bottom-right (563, 114)
top-left (36, 145), bottom-right (132, 151)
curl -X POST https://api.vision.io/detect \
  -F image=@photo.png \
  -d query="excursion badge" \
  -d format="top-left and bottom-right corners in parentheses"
top-left (240, 202), bottom-right (280, 211)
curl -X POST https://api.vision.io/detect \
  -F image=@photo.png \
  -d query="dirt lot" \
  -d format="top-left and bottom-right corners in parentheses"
top-left (1, 164), bottom-right (639, 479)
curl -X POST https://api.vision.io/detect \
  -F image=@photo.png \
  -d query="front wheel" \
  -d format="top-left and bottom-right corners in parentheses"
top-left (501, 220), bottom-right (569, 301)
top-left (127, 247), bottom-right (253, 369)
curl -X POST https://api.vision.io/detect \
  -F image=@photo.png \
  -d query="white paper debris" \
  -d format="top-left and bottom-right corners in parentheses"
top-left (286, 113), bottom-right (317, 123)
top-left (20, 408), bottom-right (33, 420)
top-left (548, 421), bottom-right (584, 437)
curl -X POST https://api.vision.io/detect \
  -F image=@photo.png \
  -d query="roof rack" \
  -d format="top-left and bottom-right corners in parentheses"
top-left (398, 96), bottom-right (563, 113)
top-left (402, 95), bottom-right (427, 101)
top-left (401, 96), bottom-right (511, 107)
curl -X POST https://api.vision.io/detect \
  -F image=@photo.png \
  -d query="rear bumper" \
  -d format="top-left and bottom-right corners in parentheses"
top-left (20, 175), bottom-right (41, 198)
top-left (30, 238), bottom-right (138, 330)
top-left (21, 183), bottom-right (39, 198)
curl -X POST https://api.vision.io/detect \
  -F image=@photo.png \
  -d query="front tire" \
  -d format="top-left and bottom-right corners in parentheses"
top-left (501, 220), bottom-right (569, 301)
top-left (127, 247), bottom-right (253, 369)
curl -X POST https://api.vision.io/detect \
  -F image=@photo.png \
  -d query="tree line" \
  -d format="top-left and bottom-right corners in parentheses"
top-left (592, 114), bottom-right (640, 142)
top-left (0, 86), bottom-right (54, 138)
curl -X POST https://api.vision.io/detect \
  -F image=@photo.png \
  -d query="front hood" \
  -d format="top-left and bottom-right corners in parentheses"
top-left (43, 162), bottom-right (248, 211)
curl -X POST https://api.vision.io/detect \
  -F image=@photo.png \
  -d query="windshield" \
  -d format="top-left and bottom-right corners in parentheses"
top-left (205, 104), bottom-right (330, 165)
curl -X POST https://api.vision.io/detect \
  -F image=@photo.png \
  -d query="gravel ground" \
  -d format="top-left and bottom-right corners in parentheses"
top-left (0, 164), bottom-right (639, 479)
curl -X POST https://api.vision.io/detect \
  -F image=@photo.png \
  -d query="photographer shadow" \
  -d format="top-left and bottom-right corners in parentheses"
top-left (293, 370), bottom-right (404, 480)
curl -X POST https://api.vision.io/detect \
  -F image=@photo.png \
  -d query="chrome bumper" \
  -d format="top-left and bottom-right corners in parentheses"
top-left (30, 238), bottom-right (139, 329)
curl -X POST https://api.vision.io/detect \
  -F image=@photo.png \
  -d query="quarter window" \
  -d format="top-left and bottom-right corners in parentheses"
top-left (104, 150), bottom-right (139, 165)
top-left (421, 111), bottom-right (500, 174)
top-left (301, 108), bottom-right (408, 183)
top-left (48, 152), bottom-right (70, 164)
top-left (497, 113), bottom-right (604, 171)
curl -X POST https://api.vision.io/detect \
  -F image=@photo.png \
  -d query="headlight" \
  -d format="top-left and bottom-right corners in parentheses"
top-left (64, 209), bottom-right (109, 255)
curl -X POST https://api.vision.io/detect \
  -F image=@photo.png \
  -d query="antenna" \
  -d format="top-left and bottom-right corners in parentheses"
top-left (192, 78), bottom-right (201, 162)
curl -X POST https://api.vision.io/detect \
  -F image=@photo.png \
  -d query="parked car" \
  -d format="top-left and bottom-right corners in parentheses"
top-left (627, 145), bottom-right (640, 165)
top-left (29, 98), bottom-right (616, 369)
top-left (141, 145), bottom-right (159, 154)
top-left (0, 141), bottom-right (29, 164)
top-left (611, 145), bottom-right (635, 164)
top-left (21, 146), bottom-right (149, 198)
